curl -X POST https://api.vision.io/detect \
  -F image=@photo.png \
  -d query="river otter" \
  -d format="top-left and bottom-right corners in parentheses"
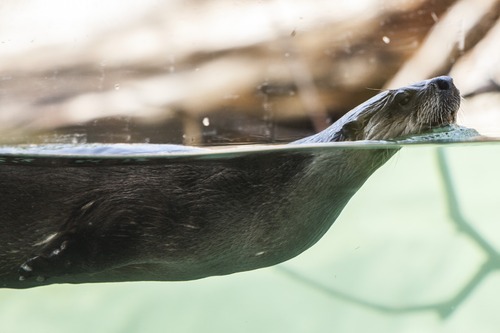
top-left (0, 76), bottom-right (461, 289)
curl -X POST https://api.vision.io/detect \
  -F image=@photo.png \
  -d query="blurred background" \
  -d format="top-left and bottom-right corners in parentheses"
top-left (0, 0), bottom-right (499, 145)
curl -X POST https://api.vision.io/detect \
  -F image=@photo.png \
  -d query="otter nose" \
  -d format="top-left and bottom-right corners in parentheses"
top-left (430, 76), bottom-right (453, 90)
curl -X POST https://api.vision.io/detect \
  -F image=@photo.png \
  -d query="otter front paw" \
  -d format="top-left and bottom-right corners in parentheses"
top-left (18, 240), bottom-right (74, 282)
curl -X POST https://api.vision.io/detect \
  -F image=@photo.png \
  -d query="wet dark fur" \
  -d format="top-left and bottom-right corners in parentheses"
top-left (0, 76), bottom-right (460, 288)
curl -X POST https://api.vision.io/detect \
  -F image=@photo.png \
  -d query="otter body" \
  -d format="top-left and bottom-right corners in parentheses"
top-left (0, 76), bottom-right (460, 288)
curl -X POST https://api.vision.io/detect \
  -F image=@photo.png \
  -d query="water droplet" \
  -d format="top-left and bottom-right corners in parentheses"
top-left (458, 20), bottom-right (465, 52)
top-left (223, 94), bottom-right (240, 100)
top-left (382, 36), bottom-right (391, 44)
top-left (202, 117), bottom-right (210, 126)
top-left (431, 12), bottom-right (438, 23)
top-left (114, 83), bottom-right (120, 90)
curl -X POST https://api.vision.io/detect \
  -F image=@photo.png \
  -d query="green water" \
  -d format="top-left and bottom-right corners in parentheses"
top-left (0, 142), bottom-right (499, 333)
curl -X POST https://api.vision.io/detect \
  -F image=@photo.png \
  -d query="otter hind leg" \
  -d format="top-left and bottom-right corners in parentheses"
top-left (19, 237), bottom-right (79, 282)
top-left (18, 199), bottom-right (143, 283)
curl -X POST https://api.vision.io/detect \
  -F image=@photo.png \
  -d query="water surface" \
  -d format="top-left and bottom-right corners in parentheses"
top-left (0, 141), bottom-right (499, 333)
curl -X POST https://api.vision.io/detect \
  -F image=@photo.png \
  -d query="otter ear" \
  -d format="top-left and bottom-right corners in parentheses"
top-left (338, 120), bottom-right (364, 141)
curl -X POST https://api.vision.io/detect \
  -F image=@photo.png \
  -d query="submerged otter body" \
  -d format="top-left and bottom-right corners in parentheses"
top-left (0, 76), bottom-right (460, 288)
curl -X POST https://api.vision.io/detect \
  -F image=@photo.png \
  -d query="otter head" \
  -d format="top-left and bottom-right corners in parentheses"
top-left (339, 76), bottom-right (460, 141)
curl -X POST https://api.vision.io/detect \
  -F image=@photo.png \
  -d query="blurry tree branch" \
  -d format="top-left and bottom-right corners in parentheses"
top-left (275, 148), bottom-right (500, 319)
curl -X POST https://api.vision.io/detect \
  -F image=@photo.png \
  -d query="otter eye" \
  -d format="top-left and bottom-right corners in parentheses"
top-left (395, 91), bottom-right (411, 106)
